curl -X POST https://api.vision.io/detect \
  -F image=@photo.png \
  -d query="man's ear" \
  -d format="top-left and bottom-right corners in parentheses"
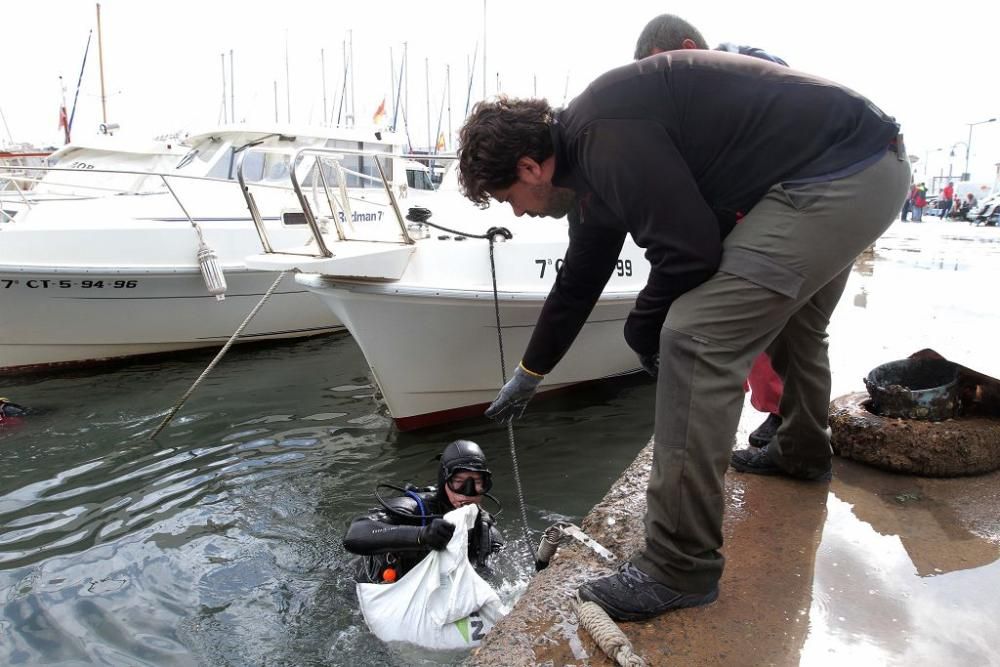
top-left (681, 38), bottom-right (699, 50)
top-left (515, 156), bottom-right (544, 183)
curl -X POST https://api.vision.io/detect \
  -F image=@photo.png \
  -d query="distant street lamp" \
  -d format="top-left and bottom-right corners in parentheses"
top-left (964, 117), bottom-right (997, 181)
top-left (948, 142), bottom-right (968, 181)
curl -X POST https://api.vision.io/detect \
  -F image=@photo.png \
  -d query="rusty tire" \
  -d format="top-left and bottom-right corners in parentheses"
top-left (829, 392), bottom-right (1000, 477)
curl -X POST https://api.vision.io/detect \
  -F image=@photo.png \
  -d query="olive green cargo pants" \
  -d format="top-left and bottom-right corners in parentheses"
top-left (633, 147), bottom-right (911, 592)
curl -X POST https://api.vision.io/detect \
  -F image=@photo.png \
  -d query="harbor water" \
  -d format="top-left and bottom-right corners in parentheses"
top-left (0, 334), bottom-right (653, 666)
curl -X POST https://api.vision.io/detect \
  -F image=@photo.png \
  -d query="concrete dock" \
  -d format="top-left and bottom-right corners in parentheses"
top-left (471, 219), bottom-right (1000, 666)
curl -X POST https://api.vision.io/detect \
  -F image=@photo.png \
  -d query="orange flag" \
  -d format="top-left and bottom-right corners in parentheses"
top-left (372, 98), bottom-right (386, 125)
top-left (435, 131), bottom-right (446, 153)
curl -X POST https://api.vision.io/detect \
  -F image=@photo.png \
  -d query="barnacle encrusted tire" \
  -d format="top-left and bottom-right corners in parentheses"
top-left (829, 392), bottom-right (1000, 476)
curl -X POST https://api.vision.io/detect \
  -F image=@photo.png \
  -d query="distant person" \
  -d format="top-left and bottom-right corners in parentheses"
top-left (635, 13), bottom-right (787, 447)
top-left (960, 192), bottom-right (978, 220)
top-left (634, 13), bottom-right (788, 65)
top-left (0, 398), bottom-right (27, 427)
top-left (940, 181), bottom-right (954, 219)
top-left (912, 183), bottom-right (927, 221)
top-left (343, 440), bottom-right (502, 584)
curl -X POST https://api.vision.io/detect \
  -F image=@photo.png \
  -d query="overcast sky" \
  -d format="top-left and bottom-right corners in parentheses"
top-left (2, 0), bottom-right (998, 185)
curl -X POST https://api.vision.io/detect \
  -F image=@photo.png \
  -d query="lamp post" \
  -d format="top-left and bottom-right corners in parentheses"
top-left (964, 117), bottom-right (997, 181)
top-left (948, 142), bottom-right (968, 181)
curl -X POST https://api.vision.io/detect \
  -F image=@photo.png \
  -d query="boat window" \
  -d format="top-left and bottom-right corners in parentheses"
top-left (234, 150), bottom-right (266, 182)
top-left (207, 147), bottom-right (235, 179)
top-left (263, 153), bottom-right (291, 182)
top-left (407, 169), bottom-right (433, 190)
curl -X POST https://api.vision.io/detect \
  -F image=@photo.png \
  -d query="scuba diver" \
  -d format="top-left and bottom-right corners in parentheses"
top-left (343, 439), bottom-right (503, 584)
top-left (0, 398), bottom-right (28, 427)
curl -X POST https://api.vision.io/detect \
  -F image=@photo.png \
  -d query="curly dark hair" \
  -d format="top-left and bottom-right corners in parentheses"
top-left (457, 96), bottom-right (555, 207)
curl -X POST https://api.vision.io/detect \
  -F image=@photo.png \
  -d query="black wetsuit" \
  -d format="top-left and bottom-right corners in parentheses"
top-left (343, 488), bottom-right (503, 584)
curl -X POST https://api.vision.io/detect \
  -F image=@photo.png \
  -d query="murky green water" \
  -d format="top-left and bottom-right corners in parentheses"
top-left (0, 335), bottom-right (654, 665)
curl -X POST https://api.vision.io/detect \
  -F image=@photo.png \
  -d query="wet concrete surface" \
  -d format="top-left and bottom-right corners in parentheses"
top-left (471, 220), bottom-right (1000, 666)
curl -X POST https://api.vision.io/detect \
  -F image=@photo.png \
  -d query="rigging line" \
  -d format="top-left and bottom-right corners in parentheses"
top-left (487, 236), bottom-right (534, 566)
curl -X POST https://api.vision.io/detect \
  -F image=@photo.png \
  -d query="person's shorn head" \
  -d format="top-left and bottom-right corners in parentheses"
top-left (458, 96), bottom-right (576, 218)
top-left (634, 13), bottom-right (708, 60)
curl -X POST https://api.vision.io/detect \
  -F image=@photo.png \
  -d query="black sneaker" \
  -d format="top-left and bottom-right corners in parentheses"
top-left (730, 445), bottom-right (832, 481)
top-left (748, 413), bottom-right (782, 447)
top-left (578, 562), bottom-right (718, 622)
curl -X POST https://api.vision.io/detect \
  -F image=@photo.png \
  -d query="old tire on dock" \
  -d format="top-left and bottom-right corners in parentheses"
top-left (829, 392), bottom-right (1000, 476)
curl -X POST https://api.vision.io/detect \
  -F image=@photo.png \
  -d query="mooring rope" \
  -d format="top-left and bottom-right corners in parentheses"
top-left (150, 271), bottom-right (288, 440)
top-left (573, 596), bottom-right (647, 667)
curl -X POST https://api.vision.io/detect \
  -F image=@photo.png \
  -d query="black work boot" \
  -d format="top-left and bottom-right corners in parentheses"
top-left (748, 413), bottom-right (782, 447)
top-left (730, 445), bottom-right (832, 481)
top-left (578, 562), bottom-right (718, 622)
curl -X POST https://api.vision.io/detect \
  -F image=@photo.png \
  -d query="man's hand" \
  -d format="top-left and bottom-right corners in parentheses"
top-left (639, 352), bottom-right (659, 378)
top-left (418, 518), bottom-right (455, 550)
top-left (484, 365), bottom-right (544, 424)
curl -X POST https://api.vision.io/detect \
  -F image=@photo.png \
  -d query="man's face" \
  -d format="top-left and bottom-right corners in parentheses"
top-left (489, 156), bottom-right (576, 219)
top-left (444, 470), bottom-right (486, 508)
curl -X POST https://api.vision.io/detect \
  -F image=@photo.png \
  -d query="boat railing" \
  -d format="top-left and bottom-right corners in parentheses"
top-left (238, 146), bottom-right (422, 259)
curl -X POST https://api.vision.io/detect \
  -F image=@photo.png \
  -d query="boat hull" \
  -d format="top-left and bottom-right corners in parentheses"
top-left (0, 267), bottom-right (339, 371)
top-left (298, 276), bottom-right (642, 430)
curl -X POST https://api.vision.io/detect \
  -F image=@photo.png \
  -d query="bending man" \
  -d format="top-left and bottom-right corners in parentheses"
top-left (457, 51), bottom-right (908, 620)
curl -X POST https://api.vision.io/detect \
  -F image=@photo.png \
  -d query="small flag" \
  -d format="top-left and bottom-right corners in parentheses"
top-left (372, 98), bottom-right (386, 126)
top-left (58, 106), bottom-right (70, 144)
top-left (435, 131), bottom-right (446, 153)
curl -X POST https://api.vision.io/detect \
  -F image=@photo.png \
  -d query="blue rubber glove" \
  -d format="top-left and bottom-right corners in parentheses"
top-left (485, 365), bottom-right (544, 424)
top-left (639, 352), bottom-right (659, 378)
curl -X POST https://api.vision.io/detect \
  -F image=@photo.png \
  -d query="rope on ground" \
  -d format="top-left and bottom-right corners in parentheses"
top-left (149, 271), bottom-right (289, 440)
top-left (573, 596), bottom-right (647, 667)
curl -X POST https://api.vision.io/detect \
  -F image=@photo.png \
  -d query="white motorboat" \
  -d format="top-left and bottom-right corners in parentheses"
top-left (0, 126), bottom-right (434, 372)
top-left (245, 147), bottom-right (647, 430)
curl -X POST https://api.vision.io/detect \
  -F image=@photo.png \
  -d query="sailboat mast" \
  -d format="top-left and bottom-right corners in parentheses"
top-left (69, 30), bottom-right (92, 134)
top-left (285, 32), bottom-right (292, 123)
top-left (220, 53), bottom-right (227, 125)
top-left (482, 0), bottom-right (487, 100)
top-left (446, 64), bottom-right (452, 147)
top-left (96, 2), bottom-right (108, 125)
top-left (321, 48), bottom-right (328, 126)
top-left (229, 49), bottom-right (235, 123)
top-left (349, 30), bottom-right (356, 126)
top-left (425, 57), bottom-right (431, 151)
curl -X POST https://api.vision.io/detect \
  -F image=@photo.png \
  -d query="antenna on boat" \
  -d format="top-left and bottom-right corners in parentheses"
top-left (68, 30), bottom-right (92, 136)
top-left (273, 80), bottom-right (279, 123)
top-left (446, 63), bottom-right (452, 148)
top-left (95, 2), bottom-right (109, 127)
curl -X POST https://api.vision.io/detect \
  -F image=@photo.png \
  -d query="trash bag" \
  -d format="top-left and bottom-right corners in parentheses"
top-left (356, 504), bottom-right (506, 649)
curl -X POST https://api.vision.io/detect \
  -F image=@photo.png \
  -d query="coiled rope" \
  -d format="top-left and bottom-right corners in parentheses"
top-left (573, 595), bottom-right (647, 667)
top-left (150, 271), bottom-right (288, 439)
